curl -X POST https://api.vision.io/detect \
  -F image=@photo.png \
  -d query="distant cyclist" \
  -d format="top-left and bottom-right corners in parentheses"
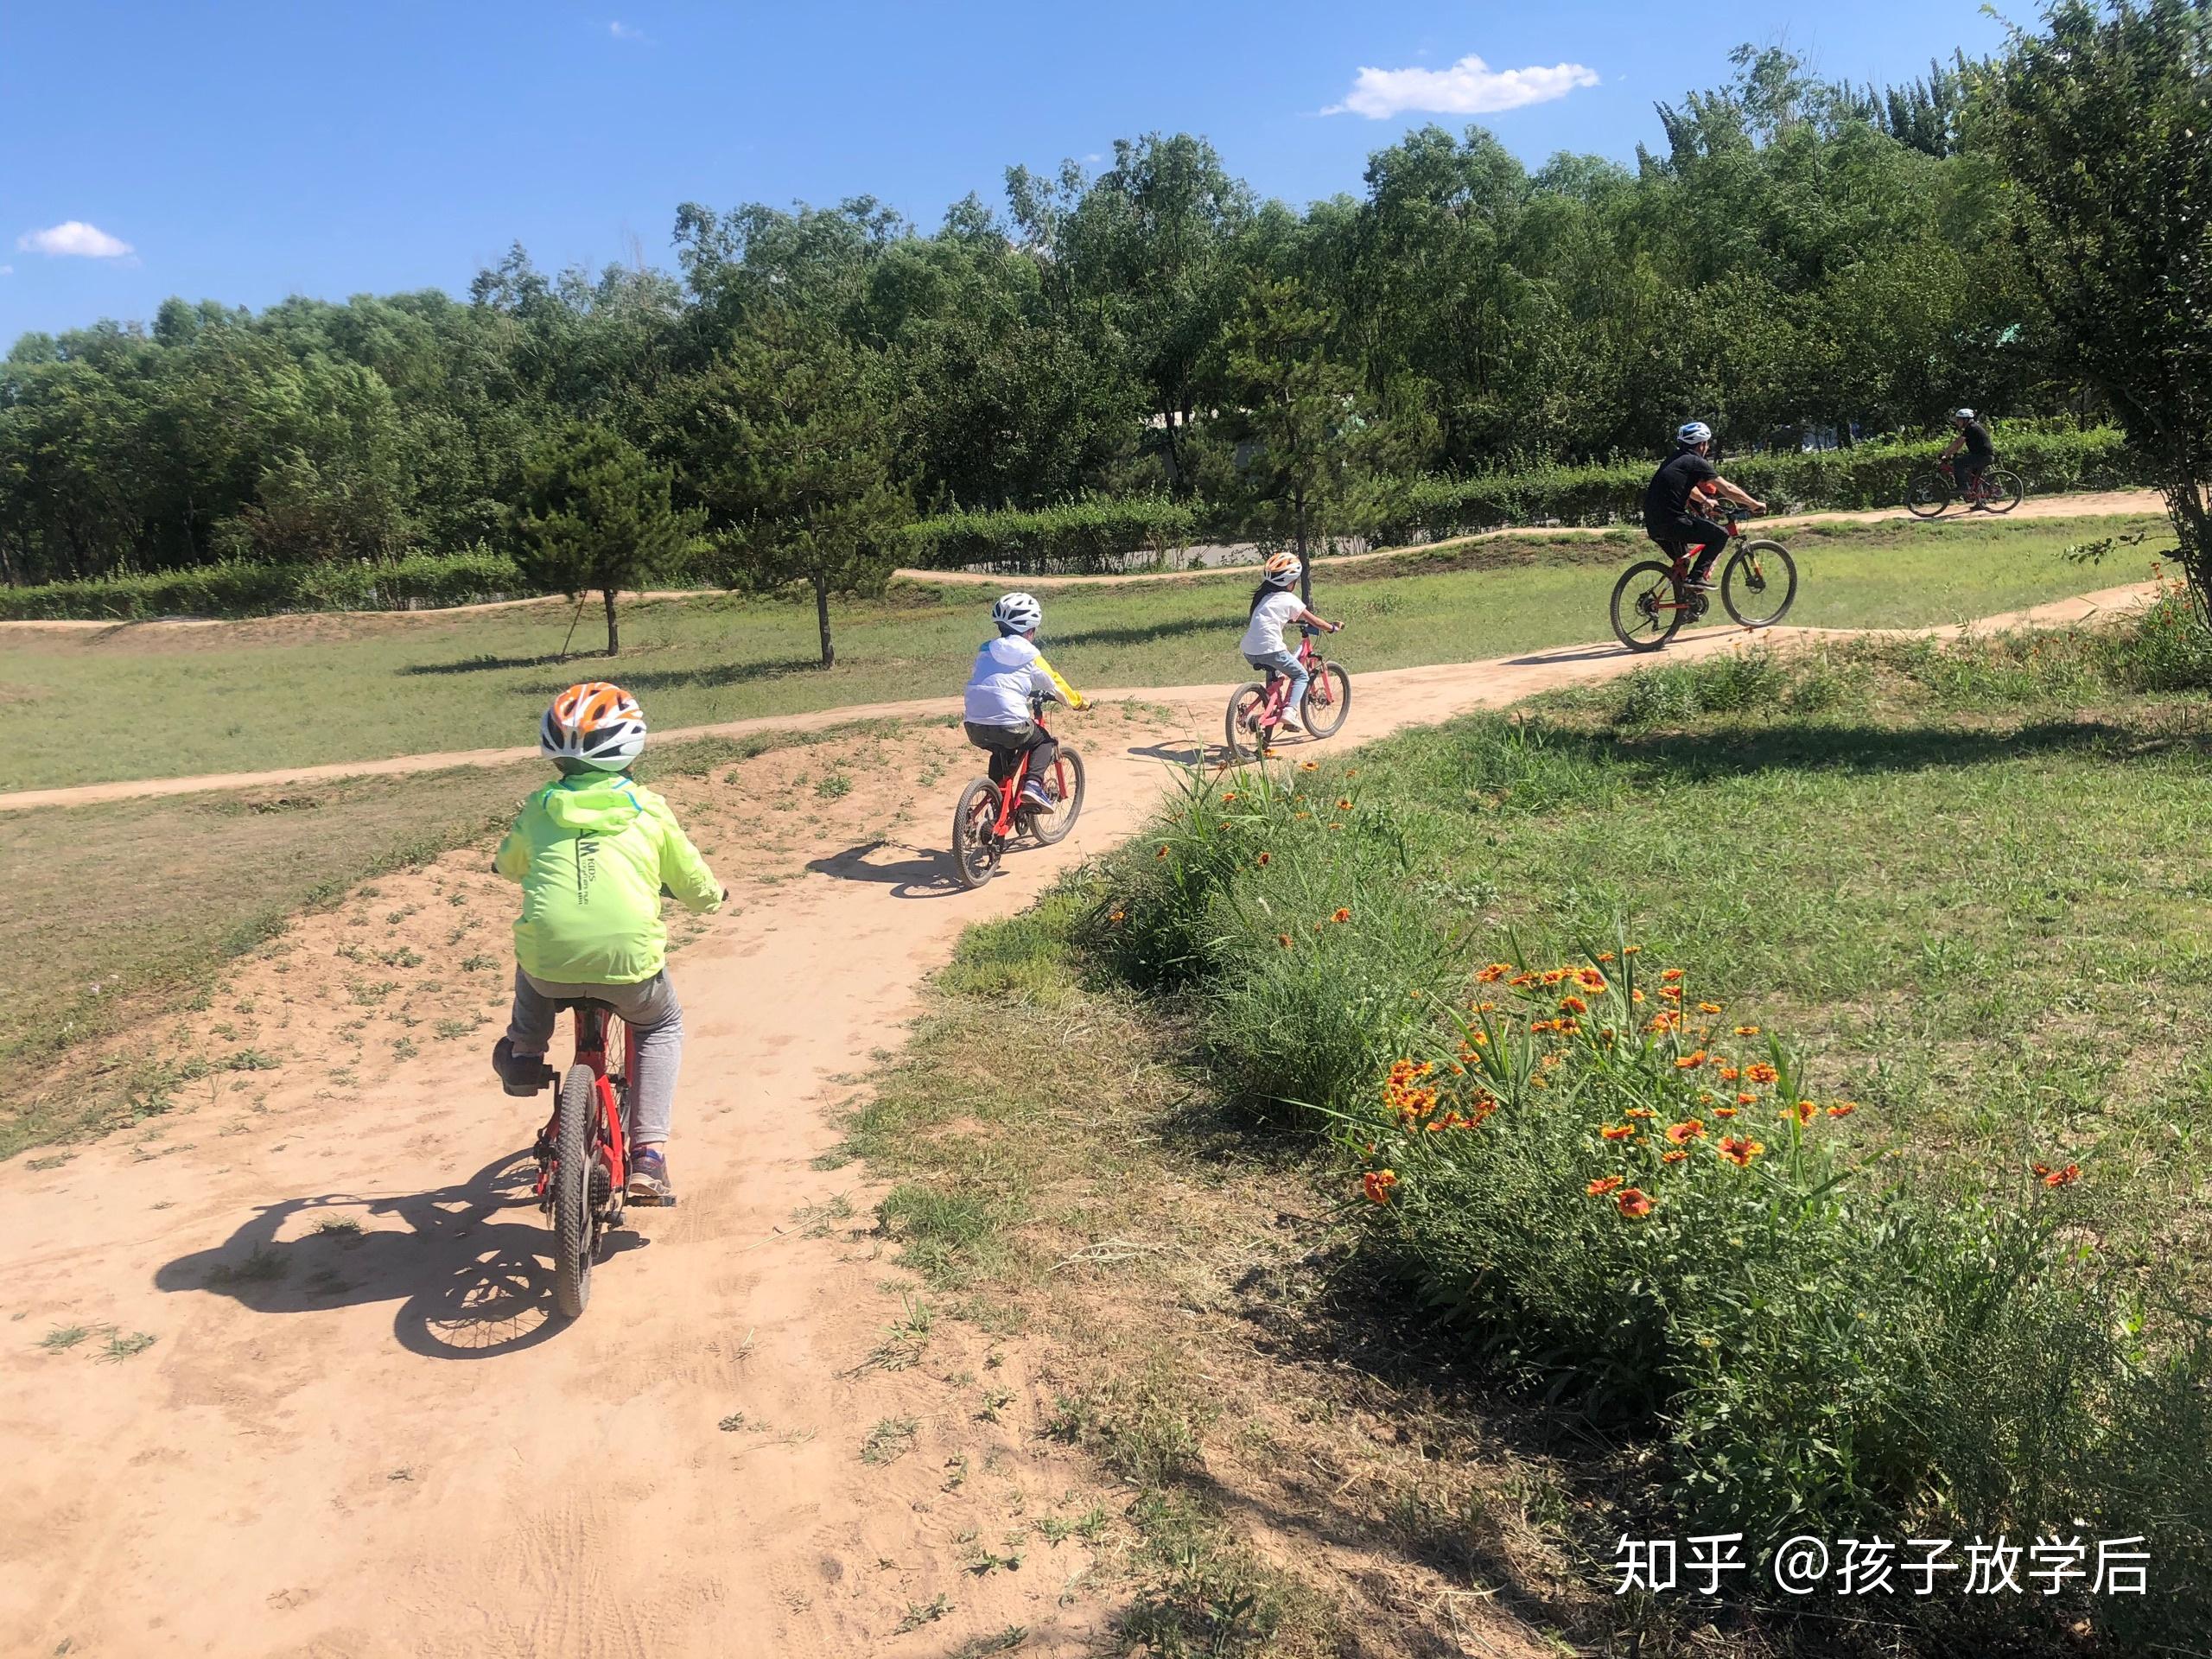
top-left (962, 592), bottom-right (1088, 812)
top-left (1643, 422), bottom-right (1766, 592)
top-left (1940, 408), bottom-right (1996, 508)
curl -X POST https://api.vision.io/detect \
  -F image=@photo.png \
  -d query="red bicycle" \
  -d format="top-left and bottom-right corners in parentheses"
top-left (527, 1000), bottom-right (633, 1320)
top-left (1609, 512), bottom-right (1797, 652)
top-left (951, 698), bottom-right (1085, 888)
top-left (1905, 459), bottom-right (2024, 518)
top-left (1224, 624), bottom-right (1351, 762)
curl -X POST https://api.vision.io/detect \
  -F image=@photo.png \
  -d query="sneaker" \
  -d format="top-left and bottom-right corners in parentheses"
top-left (1682, 572), bottom-right (1719, 592)
top-left (492, 1038), bottom-right (552, 1097)
top-left (627, 1145), bottom-right (675, 1206)
top-left (1018, 779), bottom-right (1054, 812)
top-left (1275, 708), bottom-right (1305, 734)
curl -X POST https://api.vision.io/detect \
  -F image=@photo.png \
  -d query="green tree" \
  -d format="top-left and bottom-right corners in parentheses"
top-left (1984, 0), bottom-right (2212, 601)
top-left (512, 424), bottom-right (702, 655)
top-left (680, 311), bottom-right (910, 667)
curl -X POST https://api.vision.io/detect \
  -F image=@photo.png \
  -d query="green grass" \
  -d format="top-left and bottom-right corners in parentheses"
top-left (8, 514), bottom-right (2163, 789)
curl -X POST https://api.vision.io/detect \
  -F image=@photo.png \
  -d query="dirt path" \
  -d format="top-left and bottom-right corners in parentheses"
top-left (0, 490), bottom-right (2164, 637)
top-left (4, 580), bottom-right (2160, 814)
top-left (0, 582), bottom-right (2158, 1659)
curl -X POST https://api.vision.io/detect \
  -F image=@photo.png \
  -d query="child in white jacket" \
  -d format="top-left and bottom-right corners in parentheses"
top-left (962, 591), bottom-right (1088, 809)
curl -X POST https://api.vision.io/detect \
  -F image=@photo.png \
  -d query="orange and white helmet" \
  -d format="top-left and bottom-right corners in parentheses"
top-left (540, 682), bottom-right (647, 772)
top-left (1262, 551), bottom-right (1300, 589)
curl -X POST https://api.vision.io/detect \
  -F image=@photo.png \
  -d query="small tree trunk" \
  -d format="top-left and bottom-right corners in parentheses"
top-left (1295, 490), bottom-right (1313, 607)
top-left (602, 587), bottom-right (620, 655)
top-left (814, 573), bottom-right (835, 668)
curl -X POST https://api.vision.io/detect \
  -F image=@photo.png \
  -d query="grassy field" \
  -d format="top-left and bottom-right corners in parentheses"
top-left (849, 608), bottom-right (2212, 1654)
top-left (9, 513), bottom-right (2163, 790)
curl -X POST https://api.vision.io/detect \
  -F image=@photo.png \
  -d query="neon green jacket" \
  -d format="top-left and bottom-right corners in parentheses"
top-left (493, 772), bottom-right (722, 985)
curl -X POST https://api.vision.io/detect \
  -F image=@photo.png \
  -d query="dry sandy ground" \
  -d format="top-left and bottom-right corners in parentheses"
top-left (0, 489), bottom-right (2165, 638)
top-left (0, 584), bottom-right (2156, 1659)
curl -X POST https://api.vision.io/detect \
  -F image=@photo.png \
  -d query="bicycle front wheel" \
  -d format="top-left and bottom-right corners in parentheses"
top-left (1721, 541), bottom-right (1798, 629)
top-left (1904, 474), bottom-right (1950, 518)
top-left (1224, 683), bottom-right (1270, 763)
top-left (1029, 749), bottom-right (1085, 845)
top-left (951, 779), bottom-right (1001, 889)
top-left (551, 1065), bottom-right (596, 1320)
top-left (1610, 562), bottom-right (1688, 652)
top-left (1300, 664), bottom-right (1352, 738)
top-left (1982, 470), bottom-right (2024, 514)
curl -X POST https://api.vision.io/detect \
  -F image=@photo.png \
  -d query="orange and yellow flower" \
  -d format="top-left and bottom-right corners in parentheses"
top-left (1600, 1123), bottom-right (1637, 1141)
top-left (1745, 1062), bottom-right (1779, 1084)
top-left (1331, 906), bottom-right (1352, 924)
top-left (1662, 1149), bottom-right (1689, 1165)
top-left (1783, 1100), bottom-right (1818, 1127)
top-left (1363, 1169), bottom-right (1399, 1205)
top-left (1665, 1120), bottom-right (1705, 1145)
top-left (1827, 1102), bottom-right (1858, 1118)
top-left (1615, 1187), bottom-right (1654, 1219)
top-left (1586, 1174), bottom-right (1624, 1197)
top-left (1717, 1135), bottom-right (1765, 1167)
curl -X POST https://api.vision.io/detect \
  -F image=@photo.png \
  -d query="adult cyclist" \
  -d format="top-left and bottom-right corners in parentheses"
top-left (1643, 421), bottom-right (1767, 592)
top-left (1939, 408), bottom-right (1996, 508)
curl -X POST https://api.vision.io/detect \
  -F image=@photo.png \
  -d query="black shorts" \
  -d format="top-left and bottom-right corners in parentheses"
top-left (1646, 515), bottom-right (1729, 561)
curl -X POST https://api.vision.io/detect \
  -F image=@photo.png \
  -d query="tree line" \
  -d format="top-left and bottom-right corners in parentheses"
top-left (2, 3), bottom-right (2207, 655)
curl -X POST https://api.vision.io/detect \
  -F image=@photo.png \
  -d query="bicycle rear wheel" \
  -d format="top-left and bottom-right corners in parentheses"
top-left (1610, 562), bottom-right (1688, 652)
top-left (1904, 474), bottom-right (1950, 518)
top-left (1028, 748), bottom-right (1085, 845)
top-left (1721, 541), bottom-right (1798, 629)
top-left (1224, 682), bottom-right (1271, 762)
top-left (551, 1065), bottom-right (596, 1319)
top-left (951, 778), bottom-right (1001, 889)
top-left (1981, 469), bottom-right (2024, 514)
top-left (1300, 663), bottom-right (1352, 738)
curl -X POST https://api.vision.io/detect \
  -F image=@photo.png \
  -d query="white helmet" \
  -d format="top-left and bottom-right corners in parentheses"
top-left (540, 682), bottom-right (648, 772)
top-left (991, 591), bottom-right (1042, 634)
top-left (1262, 551), bottom-right (1300, 589)
top-left (1676, 420), bottom-right (1713, 447)
top-left (1953, 407), bottom-right (1976, 421)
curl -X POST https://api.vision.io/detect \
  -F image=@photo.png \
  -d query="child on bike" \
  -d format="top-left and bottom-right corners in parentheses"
top-left (1239, 552), bottom-right (1340, 733)
top-left (963, 591), bottom-right (1088, 810)
top-left (489, 682), bottom-right (724, 1205)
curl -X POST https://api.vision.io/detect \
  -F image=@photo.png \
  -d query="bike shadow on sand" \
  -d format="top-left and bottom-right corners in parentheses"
top-left (154, 1147), bottom-right (646, 1359)
top-left (804, 837), bottom-right (967, 899)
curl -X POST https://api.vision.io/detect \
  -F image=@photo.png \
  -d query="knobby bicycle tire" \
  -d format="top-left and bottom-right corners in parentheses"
top-left (1224, 682), bottom-right (1271, 762)
top-left (552, 1065), bottom-right (596, 1320)
top-left (1611, 561), bottom-right (1688, 652)
top-left (1301, 663), bottom-right (1352, 738)
top-left (1721, 540), bottom-right (1798, 629)
top-left (951, 778), bottom-right (1001, 889)
top-left (1982, 470), bottom-right (2024, 514)
top-left (1904, 474), bottom-right (1951, 518)
top-left (1028, 749), bottom-right (1085, 845)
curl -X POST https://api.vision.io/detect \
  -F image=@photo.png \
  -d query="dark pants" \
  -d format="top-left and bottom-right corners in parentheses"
top-left (964, 720), bottom-right (1057, 788)
top-left (1649, 514), bottom-right (1729, 578)
top-left (1959, 456), bottom-right (1989, 496)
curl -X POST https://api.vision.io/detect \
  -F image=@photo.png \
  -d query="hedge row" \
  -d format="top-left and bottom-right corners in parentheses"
top-left (899, 496), bottom-right (1198, 575)
top-left (0, 549), bottom-right (534, 620)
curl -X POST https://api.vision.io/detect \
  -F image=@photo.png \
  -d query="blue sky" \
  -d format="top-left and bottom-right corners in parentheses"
top-left (1, 1), bottom-right (2009, 345)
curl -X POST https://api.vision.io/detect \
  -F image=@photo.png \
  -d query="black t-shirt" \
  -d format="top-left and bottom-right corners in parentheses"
top-left (1961, 420), bottom-right (1993, 461)
top-left (1643, 448), bottom-right (1719, 530)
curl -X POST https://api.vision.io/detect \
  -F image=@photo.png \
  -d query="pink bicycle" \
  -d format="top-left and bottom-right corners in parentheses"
top-left (1224, 625), bottom-right (1351, 762)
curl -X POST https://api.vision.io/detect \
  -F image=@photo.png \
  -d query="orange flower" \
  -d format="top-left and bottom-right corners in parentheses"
top-left (1674, 1050), bottom-right (1707, 1070)
top-left (1714, 1106), bottom-right (1738, 1118)
top-left (1734, 1026), bottom-right (1761, 1038)
top-left (1661, 968), bottom-right (1684, 983)
top-left (1630, 988), bottom-right (1646, 1004)
top-left (1827, 1102), bottom-right (1858, 1118)
top-left (1615, 1188), bottom-right (1654, 1219)
top-left (1659, 986), bottom-right (1683, 1001)
top-left (1335, 797), bottom-right (1353, 810)
top-left (2042, 1162), bottom-right (2082, 1188)
top-left (1363, 1169), bottom-right (1399, 1205)
top-left (1541, 968), bottom-right (1569, 986)
top-left (1299, 760), bottom-right (1319, 772)
top-left (1221, 791), bottom-right (1238, 804)
top-left (1294, 810), bottom-right (1312, 819)
top-left (1155, 844), bottom-right (1170, 860)
top-left (1783, 1100), bottom-right (1817, 1127)
top-left (1600, 1123), bottom-right (1636, 1141)
top-left (1331, 906), bottom-right (1352, 924)
top-left (1624, 1106), bottom-right (1656, 1121)
top-left (1586, 1174), bottom-right (1624, 1197)
top-left (1698, 1001), bottom-right (1723, 1015)
top-left (1277, 933), bottom-right (1294, 949)
top-left (1623, 945), bottom-right (1642, 956)
top-left (1662, 1149), bottom-right (1689, 1165)
top-left (1745, 1063), bottom-right (1779, 1085)
top-left (1717, 1135), bottom-right (1765, 1167)
top-left (1477, 963), bottom-right (1513, 983)
top-left (1108, 909), bottom-right (1127, 924)
top-left (1666, 1120), bottom-right (1705, 1145)
top-left (1255, 852), bottom-right (1271, 867)
top-left (1560, 995), bottom-right (1589, 1014)
top-left (1598, 950), bottom-right (1618, 963)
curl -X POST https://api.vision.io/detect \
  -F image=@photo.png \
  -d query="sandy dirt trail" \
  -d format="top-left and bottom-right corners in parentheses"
top-left (0, 583), bottom-right (2154, 1659)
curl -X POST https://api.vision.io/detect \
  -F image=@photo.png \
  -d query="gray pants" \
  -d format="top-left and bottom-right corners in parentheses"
top-left (505, 969), bottom-right (683, 1147)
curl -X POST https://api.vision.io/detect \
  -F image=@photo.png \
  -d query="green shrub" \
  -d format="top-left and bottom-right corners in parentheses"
top-left (899, 495), bottom-right (1197, 575)
top-left (0, 548), bottom-right (533, 620)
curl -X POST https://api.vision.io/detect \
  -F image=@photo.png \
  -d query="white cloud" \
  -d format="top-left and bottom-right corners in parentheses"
top-left (608, 20), bottom-right (650, 41)
top-left (1325, 52), bottom-right (1599, 120)
top-left (16, 220), bottom-right (134, 258)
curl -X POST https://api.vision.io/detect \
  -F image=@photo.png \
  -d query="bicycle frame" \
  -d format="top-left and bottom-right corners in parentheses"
top-left (532, 1003), bottom-right (627, 1204)
top-left (1936, 459), bottom-right (1996, 501)
top-left (1255, 628), bottom-right (1329, 722)
top-left (1643, 518), bottom-right (1748, 613)
top-left (985, 709), bottom-right (1073, 837)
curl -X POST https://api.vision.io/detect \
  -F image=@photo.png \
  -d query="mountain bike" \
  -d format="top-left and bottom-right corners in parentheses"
top-left (1224, 624), bottom-right (1351, 762)
top-left (951, 698), bottom-right (1084, 889)
top-left (1608, 513), bottom-right (1797, 652)
top-left (1904, 458), bottom-right (2024, 518)
top-left (524, 999), bottom-right (633, 1320)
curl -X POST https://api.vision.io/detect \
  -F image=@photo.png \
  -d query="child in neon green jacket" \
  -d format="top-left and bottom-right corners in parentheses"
top-left (491, 682), bottom-right (723, 1204)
